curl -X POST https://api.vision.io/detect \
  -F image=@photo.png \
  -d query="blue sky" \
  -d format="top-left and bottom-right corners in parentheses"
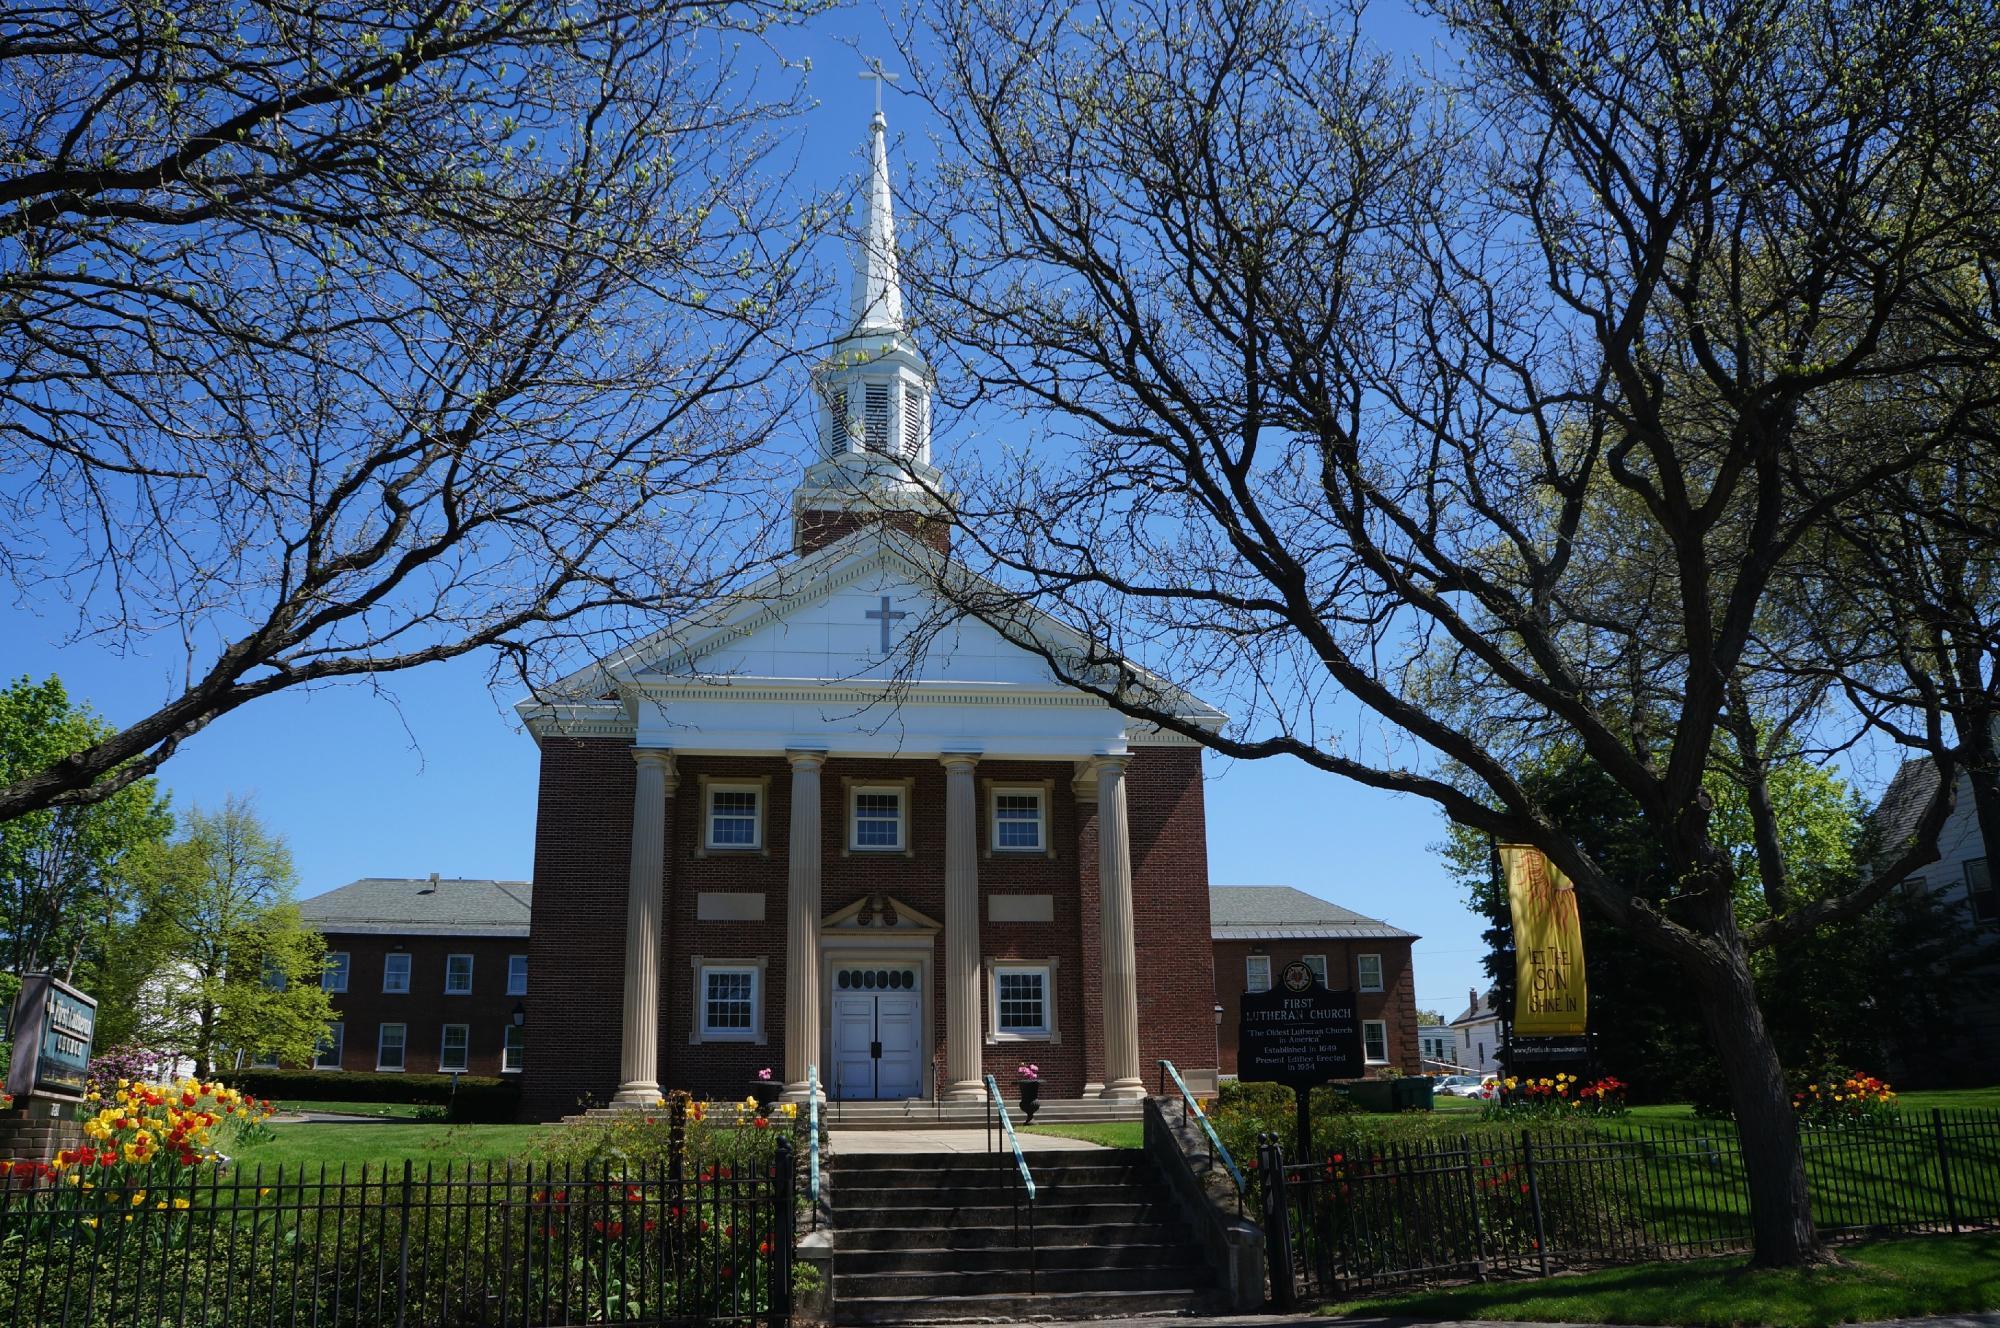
top-left (1, 0), bottom-right (1493, 1022)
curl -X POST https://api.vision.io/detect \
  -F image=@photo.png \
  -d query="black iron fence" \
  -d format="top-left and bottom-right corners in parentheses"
top-left (1256, 1107), bottom-right (2000, 1303)
top-left (1, 1140), bottom-right (796, 1328)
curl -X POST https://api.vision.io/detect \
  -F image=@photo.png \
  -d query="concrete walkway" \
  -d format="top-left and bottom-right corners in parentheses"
top-left (828, 1127), bottom-right (1110, 1154)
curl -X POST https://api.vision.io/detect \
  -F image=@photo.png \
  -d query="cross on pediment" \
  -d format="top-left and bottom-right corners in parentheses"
top-left (865, 595), bottom-right (908, 652)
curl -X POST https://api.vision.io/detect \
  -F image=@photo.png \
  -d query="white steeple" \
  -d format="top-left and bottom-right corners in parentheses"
top-left (793, 96), bottom-right (947, 554)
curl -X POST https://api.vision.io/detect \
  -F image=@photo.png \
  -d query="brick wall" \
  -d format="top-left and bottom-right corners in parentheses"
top-left (0, 1112), bottom-right (83, 1163)
top-left (309, 932), bottom-right (528, 1078)
top-left (1213, 937), bottom-right (1421, 1076)
top-left (521, 741), bottom-right (1219, 1120)
top-left (795, 509), bottom-right (951, 556)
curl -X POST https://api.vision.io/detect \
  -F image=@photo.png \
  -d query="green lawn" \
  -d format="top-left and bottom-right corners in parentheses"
top-left (231, 1122), bottom-right (546, 1175)
top-left (1328, 1231), bottom-right (2000, 1327)
top-left (272, 1099), bottom-right (432, 1119)
top-left (1021, 1121), bottom-right (1144, 1148)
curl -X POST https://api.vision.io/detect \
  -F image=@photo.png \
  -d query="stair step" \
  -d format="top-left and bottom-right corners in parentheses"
top-left (834, 1287), bottom-right (1218, 1324)
top-left (837, 1181), bottom-right (1165, 1207)
top-left (833, 1200), bottom-right (1177, 1229)
top-left (831, 1149), bottom-right (1148, 1173)
top-left (832, 1221), bottom-right (1191, 1252)
top-left (836, 1242), bottom-right (1206, 1275)
top-left (835, 1265), bottom-right (1208, 1298)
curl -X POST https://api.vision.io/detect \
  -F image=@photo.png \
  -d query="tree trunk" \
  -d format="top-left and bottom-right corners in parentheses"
top-left (1692, 938), bottom-right (1829, 1267)
top-left (1958, 700), bottom-right (2000, 886)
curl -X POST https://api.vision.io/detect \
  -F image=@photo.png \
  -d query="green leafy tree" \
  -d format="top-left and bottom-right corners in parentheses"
top-left (125, 800), bottom-right (332, 1076)
top-left (1416, 1009), bottom-right (1443, 1026)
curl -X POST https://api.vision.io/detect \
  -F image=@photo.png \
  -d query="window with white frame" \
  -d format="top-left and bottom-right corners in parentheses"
top-left (993, 964), bottom-right (1052, 1038)
top-left (991, 787), bottom-right (1046, 852)
top-left (507, 954), bottom-right (528, 996)
top-left (706, 784), bottom-right (763, 850)
top-left (1245, 955), bottom-right (1272, 993)
top-left (502, 1025), bottom-right (525, 1074)
top-left (1969, 858), bottom-right (1996, 926)
top-left (383, 953), bottom-right (411, 994)
top-left (377, 1023), bottom-right (407, 1072)
top-left (850, 785), bottom-right (905, 851)
top-left (444, 954), bottom-right (473, 994)
top-left (1357, 953), bottom-right (1384, 993)
top-left (323, 952), bottom-right (350, 993)
top-left (439, 1024), bottom-right (470, 1073)
top-left (1303, 954), bottom-right (1328, 988)
top-left (700, 966), bottom-right (760, 1040)
top-left (1363, 1020), bottom-right (1389, 1064)
top-left (314, 1023), bottom-right (345, 1070)
top-left (251, 1050), bottom-right (280, 1069)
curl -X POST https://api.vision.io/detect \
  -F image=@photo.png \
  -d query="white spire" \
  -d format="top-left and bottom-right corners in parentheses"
top-left (849, 110), bottom-right (903, 335)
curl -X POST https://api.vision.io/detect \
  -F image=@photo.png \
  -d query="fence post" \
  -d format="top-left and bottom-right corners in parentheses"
top-left (1462, 1134), bottom-right (1490, 1282)
top-left (669, 1095), bottom-right (686, 1190)
top-left (394, 1158), bottom-right (414, 1328)
top-left (1520, 1131), bottom-right (1550, 1278)
top-left (773, 1135), bottom-right (797, 1322)
top-left (1932, 1109), bottom-right (1961, 1233)
top-left (1258, 1134), bottom-right (1296, 1311)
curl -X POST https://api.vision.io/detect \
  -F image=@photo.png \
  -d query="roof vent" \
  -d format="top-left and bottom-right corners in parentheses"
top-left (420, 871), bottom-right (439, 895)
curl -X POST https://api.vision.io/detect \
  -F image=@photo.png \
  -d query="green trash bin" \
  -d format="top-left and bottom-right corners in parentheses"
top-left (1392, 1076), bottom-right (1436, 1111)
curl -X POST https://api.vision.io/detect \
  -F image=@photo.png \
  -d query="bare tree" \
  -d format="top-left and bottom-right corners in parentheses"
top-left (897, 0), bottom-right (2000, 1264)
top-left (0, 0), bottom-right (832, 820)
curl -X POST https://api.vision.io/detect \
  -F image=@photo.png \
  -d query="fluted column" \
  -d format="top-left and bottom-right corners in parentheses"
top-left (941, 753), bottom-right (985, 1099)
top-left (1095, 756), bottom-right (1145, 1099)
top-left (614, 748), bottom-right (675, 1106)
top-left (782, 751), bottom-right (827, 1102)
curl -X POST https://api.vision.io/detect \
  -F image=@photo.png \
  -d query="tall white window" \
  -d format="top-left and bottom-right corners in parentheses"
top-left (991, 788), bottom-right (1045, 852)
top-left (377, 1023), bottom-right (407, 1072)
top-left (706, 784), bottom-right (763, 850)
top-left (507, 954), bottom-right (528, 996)
top-left (383, 953), bottom-right (411, 994)
top-left (314, 1023), bottom-right (345, 1070)
top-left (993, 965), bottom-right (1052, 1039)
top-left (1357, 953), bottom-right (1384, 993)
top-left (445, 954), bottom-right (474, 994)
top-left (851, 785), bottom-right (905, 851)
top-left (863, 382), bottom-right (891, 451)
top-left (701, 966), bottom-right (760, 1040)
top-left (323, 952), bottom-right (350, 993)
top-left (502, 1025), bottom-right (525, 1074)
top-left (1245, 956), bottom-right (1272, 993)
top-left (1363, 1020), bottom-right (1389, 1064)
top-left (1303, 955), bottom-right (1328, 988)
top-left (439, 1024), bottom-right (470, 1073)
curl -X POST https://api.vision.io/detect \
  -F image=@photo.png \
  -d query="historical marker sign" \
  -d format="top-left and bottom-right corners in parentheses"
top-left (1238, 961), bottom-right (1364, 1086)
top-left (4, 973), bottom-right (97, 1101)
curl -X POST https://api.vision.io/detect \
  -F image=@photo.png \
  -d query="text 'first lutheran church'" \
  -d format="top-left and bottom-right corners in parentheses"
top-left (515, 108), bottom-right (1225, 1120)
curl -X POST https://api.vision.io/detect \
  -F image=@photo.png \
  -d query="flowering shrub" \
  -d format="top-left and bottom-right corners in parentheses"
top-left (85, 1045), bottom-right (178, 1098)
top-left (1017, 1063), bottom-right (1040, 1081)
top-left (1793, 1071), bottom-right (1897, 1126)
top-left (543, 1090), bottom-right (801, 1175)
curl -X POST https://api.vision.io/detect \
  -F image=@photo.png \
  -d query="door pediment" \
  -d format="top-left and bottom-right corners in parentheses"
top-left (822, 894), bottom-right (940, 935)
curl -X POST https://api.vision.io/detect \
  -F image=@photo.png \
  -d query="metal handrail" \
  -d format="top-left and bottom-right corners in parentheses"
top-left (807, 1063), bottom-right (820, 1230)
top-left (984, 1073), bottom-right (1037, 1293)
top-left (1157, 1059), bottom-right (1246, 1213)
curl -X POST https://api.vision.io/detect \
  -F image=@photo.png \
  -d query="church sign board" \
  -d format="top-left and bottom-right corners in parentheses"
top-left (5, 973), bottom-right (97, 1101)
top-left (1238, 962), bottom-right (1364, 1085)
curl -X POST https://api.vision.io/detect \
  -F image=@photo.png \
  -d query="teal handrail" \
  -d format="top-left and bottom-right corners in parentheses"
top-left (983, 1074), bottom-right (1036, 1201)
top-left (807, 1063), bottom-right (820, 1229)
top-left (1158, 1058), bottom-right (1246, 1209)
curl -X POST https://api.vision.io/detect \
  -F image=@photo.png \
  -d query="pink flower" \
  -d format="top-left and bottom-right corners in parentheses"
top-left (756, 1068), bottom-right (772, 1081)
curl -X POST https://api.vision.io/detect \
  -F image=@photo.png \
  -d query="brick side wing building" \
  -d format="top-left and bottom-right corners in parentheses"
top-left (514, 109), bottom-right (1224, 1121)
top-left (296, 877), bottom-right (531, 1079)
top-left (1211, 885), bottom-right (1422, 1077)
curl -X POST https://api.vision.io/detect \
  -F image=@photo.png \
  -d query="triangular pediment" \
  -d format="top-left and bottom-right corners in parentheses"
top-left (823, 894), bottom-right (940, 934)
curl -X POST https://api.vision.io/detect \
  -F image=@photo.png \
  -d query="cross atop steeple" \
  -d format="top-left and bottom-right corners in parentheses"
top-left (850, 64), bottom-right (904, 335)
top-left (858, 59), bottom-right (900, 118)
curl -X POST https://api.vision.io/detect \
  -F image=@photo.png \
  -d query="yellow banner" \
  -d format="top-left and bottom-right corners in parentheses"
top-left (1503, 843), bottom-right (1588, 1036)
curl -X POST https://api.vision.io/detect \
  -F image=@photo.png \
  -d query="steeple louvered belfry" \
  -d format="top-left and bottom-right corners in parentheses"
top-left (792, 107), bottom-right (947, 554)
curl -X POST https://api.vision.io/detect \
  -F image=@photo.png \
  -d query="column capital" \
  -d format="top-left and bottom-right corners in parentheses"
top-left (938, 751), bottom-right (981, 771)
top-left (786, 748), bottom-right (828, 770)
top-left (1086, 753), bottom-right (1131, 775)
top-left (631, 747), bottom-right (678, 792)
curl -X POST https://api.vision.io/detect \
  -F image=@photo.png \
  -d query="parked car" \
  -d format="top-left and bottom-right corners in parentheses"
top-left (1435, 1074), bottom-right (1486, 1097)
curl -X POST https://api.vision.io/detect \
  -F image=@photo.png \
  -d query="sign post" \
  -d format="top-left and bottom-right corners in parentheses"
top-left (1236, 961), bottom-right (1363, 1162)
top-left (5, 973), bottom-right (98, 1106)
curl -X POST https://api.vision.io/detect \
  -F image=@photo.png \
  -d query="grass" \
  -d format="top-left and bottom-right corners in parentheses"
top-left (231, 1122), bottom-right (546, 1174)
top-left (271, 1099), bottom-right (432, 1119)
top-left (1328, 1231), bottom-right (2000, 1326)
top-left (1020, 1121), bottom-right (1144, 1148)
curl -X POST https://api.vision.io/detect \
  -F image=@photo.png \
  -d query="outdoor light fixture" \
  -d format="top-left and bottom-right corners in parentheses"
top-left (1213, 1003), bottom-right (1225, 1026)
top-left (511, 1002), bottom-right (526, 1028)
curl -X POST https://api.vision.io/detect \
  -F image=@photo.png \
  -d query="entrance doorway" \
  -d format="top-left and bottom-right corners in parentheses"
top-left (829, 965), bottom-right (922, 1100)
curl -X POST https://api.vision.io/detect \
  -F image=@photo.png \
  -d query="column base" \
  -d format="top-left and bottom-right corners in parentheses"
top-left (944, 1080), bottom-right (987, 1102)
top-left (1098, 1078), bottom-right (1146, 1101)
top-left (780, 1081), bottom-right (827, 1105)
top-left (610, 1082), bottom-right (663, 1109)
top-left (1082, 1081), bottom-right (1105, 1096)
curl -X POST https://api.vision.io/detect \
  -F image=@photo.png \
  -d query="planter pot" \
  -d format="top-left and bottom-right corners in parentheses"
top-left (751, 1082), bottom-right (782, 1113)
top-left (1018, 1080), bottom-right (1041, 1123)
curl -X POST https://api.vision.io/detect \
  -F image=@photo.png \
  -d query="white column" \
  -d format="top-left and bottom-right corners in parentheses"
top-left (1096, 756), bottom-right (1146, 1099)
top-left (941, 753), bottom-right (985, 1099)
top-left (782, 750), bottom-right (827, 1102)
top-left (614, 748), bottom-right (675, 1106)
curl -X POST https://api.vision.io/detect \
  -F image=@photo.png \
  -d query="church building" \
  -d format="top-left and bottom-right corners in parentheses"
top-left (516, 110), bottom-right (1224, 1121)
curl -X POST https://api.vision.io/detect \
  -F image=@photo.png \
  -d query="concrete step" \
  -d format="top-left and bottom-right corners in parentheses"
top-left (837, 1241), bottom-right (1208, 1275)
top-left (833, 1148), bottom-right (1148, 1173)
top-left (837, 1180), bottom-right (1168, 1208)
top-left (834, 1287), bottom-right (1218, 1324)
top-left (833, 1199), bottom-right (1178, 1230)
top-left (832, 1220), bottom-right (1192, 1252)
top-left (835, 1264), bottom-right (1209, 1299)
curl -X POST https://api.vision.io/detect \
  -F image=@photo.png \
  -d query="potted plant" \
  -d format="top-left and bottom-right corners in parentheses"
top-left (751, 1067), bottom-right (781, 1113)
top-left (1016, 1063), bottom-right (1041, 1122)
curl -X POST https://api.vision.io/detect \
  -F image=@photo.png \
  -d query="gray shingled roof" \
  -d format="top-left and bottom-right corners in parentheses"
top-left (1870, 755), bottom-right (1942, 856)
top-left (1209, 885), bottom-right (1418, 941)
top-left (299, 877), bottom-right (532, 938)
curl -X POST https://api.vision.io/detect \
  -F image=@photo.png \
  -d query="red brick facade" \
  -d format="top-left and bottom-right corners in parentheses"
top-left (520, 742), bottom-right (1216, 1120)
top-left (1213, 937), bottom-right (1421, 1077)
top-left (795, 509), bottom-right (952, 556)
top-left (309, 933), bottom-right (527, 1078)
